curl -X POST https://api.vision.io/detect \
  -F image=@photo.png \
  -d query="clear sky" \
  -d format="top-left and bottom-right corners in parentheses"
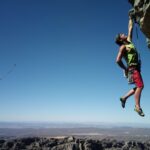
top-left (0, 0), bottom-right (150, 125)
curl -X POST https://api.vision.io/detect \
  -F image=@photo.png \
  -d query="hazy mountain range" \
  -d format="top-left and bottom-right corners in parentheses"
top-left (0, 122), bottom-right (150, 141)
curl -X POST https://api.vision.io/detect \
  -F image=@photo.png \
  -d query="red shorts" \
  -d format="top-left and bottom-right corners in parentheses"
top-left (132, 70), bottom-right (144, 88)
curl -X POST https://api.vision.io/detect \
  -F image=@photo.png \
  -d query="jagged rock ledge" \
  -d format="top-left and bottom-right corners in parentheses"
top-left (0, 136), bottom-right (150, 150)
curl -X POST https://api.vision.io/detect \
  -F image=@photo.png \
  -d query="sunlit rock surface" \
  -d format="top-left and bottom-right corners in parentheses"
top-left (128, 0), bottom-right (150, 48)
top-left (0, 136), bottom-right (150, 150)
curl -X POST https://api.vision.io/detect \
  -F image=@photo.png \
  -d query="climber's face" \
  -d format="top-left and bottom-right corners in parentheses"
top-left (120, 33), bottom-right (127, 41)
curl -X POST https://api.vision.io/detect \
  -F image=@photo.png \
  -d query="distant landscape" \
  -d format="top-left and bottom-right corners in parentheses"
top-left (1, 122), bottom-right (150, 149)
top-left (0, 122), bottom-right (150, 141)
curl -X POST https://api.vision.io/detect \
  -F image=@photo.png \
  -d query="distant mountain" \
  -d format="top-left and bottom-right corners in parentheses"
top-left (0, 121), bottom-right (150, 128)
top-left (1, 122), bottom-right (150, 149)
top-left (0, 127), bottom-right (150, 142)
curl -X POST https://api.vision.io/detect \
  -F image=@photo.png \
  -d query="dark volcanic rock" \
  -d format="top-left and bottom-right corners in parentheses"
top-left (0, 136), bottom-right (150, 150)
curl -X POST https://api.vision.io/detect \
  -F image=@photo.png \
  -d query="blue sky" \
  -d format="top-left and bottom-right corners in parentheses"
top-left (0, 0), bottom-right (150, 125)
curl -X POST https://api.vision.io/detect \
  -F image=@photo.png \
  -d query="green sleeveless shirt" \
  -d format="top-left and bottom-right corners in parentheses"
top-left (124, 41), bottom-right (139, 67)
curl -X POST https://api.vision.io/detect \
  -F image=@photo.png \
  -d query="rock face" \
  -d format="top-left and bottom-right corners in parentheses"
top-left (128, 0), bottom-right (150, 48)
top-left (0, 136), bottom-right (150, 150)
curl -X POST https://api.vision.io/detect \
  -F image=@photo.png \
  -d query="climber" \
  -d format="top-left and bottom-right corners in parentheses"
top-left (115, 17), bottom-right (145, 117)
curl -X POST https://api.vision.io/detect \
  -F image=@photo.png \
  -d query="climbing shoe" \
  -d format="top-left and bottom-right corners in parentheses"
top-left (134, 107), bottom-right (145, 117)
top-left (120, 97), bottom-right (126, 108)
